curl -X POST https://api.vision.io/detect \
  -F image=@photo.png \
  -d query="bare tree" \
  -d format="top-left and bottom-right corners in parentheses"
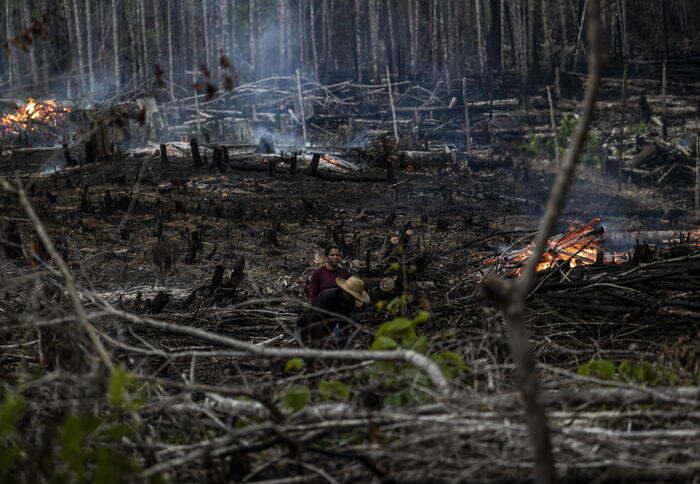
top-left (84, 0), bottom-right (95, 94)
top-left (112, 0), bottom-right (121, 91)
top-left (71, 0), bottom-right (87, 93)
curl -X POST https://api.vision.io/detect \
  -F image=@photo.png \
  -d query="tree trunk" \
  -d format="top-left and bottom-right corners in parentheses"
top-left (153, 0), bottom-right (163, 69)
top-left (84, 0), bottom-right (95, 94)
top-left (369, 0), bottom-right (379, 82)
top-left (166, 0), bottom-right (175, 99)
top-left (487, 0), bottom-right (502, 72)
top-left (620, 0), bottom-right (629, 59)
top-left (249, 0), bottom-right (258, 79)
top-left (112, 0), bottom-right (121, 91)
top-left (475, 0), bottom-right (486, 76)
top-left (310, 0), bottom-right (320, 79)
top-left (386, 0), bottom-right (397, 76)
top-left (353, 0), bottom-right (362, 82)
top-left (19, 1), bottom-right (39, 91)
top-left (540, 0), bottom-right (553, 80)
top-left (277, 0), bottom-right (288, 73)
top-left (408, 0), bottom-right (419, 79)
top-left (138, 0), bottom-right (149, 81)
top-left (71, 0), bottom-right (87, 93)
top-left (5, 2), bottom-right (17, 91)
top-left (431, 0), bottom-right (439, 80)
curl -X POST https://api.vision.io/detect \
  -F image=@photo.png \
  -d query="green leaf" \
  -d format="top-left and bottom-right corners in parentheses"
top-left (58, 414), bottom-right (101, 477)
top-left (284, 358), bottom-right (305, 373)
top-left (377, 318), bottom-right (413, 338)
top-left (577, 359), bottom-right (616, 380)
top-left (370, 336), bottom-right (398, 351)
top-left (108, 367), bottom-right (135, 409)
top-left (412, 311), bottom-right (430, 325)
top-left (0, 393), bottom-right (24, 440)
top-left (280, 386), bottom-right (310, 412)
top-left (319, 380), bottom-right (350, 401)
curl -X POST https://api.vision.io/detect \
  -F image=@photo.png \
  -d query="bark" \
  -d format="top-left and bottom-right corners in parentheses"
top-left (620, 0), bottom-right (629, 58)
top-left (440, 0), bottom-right (449, 81)
top-left (486, 0), bottom-right (502, 72)
top-left (202, 0), bottom-right (212, 80)
top-left (386, 0), bottom-right (397, 76)
top-left (153, 0), bottom-right (163, 67)
top-left (353, 0), bottom-right (362, 82)
top-left (369, 0), bottom-right (380, 82)
top-left (277, 0), bottom-right (288, 73)
top-left (408, 0), bottom-right (419, 78)
top-left (20, 0), bottom-right (39, 91)
top-left (5, 1), bottom-right (17, 90)
top-left (431, 0), bottom-right (438, 79)
top-left (71, 0), bottom-right (87, 93)
top-left (310, 0), bottom-right (320, 79)
top-left (475, 0), bottom-right (486, 76)
top-left (112, 0), bottom-right (121, 91)
top-left (84, 0), bottom-right (95, 94)
top-left (249, 0), bottom-right (258, 79)
top-left (166, 0), bottom-right (175, 99)
top-left (138, 0), bottom-right (149, 81)
top-left (299, 0), bottom-right (306, 71)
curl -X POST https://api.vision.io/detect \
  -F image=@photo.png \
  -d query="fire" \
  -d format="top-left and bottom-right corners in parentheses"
top-left (0, 98), bottom-right (71, 136)
top-left (485, 218), bottom-right (610, 276)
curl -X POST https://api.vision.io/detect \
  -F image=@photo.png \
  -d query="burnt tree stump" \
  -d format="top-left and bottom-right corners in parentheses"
top-left (290, 153), bottom-right (298, 175)
top-left (160, 144), bottom-right (169, 167)
top-left (190, 138), bottom-right (203, 167)
top-left (305, 153), bottom-right (321, 176)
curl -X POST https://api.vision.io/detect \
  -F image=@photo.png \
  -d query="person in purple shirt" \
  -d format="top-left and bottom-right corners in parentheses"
top-left (308, 247), bottom-right (350, 303)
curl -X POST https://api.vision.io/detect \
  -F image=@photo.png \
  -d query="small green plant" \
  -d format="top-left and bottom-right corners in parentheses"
top-left (522, 114), bottom-right (601, 165)
top-left (0, 368), bottom-right (146, 484)
top-left (319, 380), bottom-right (350, 401)
top-left (280, 386), bottom-right (311, 412)
top-left (0, 392), bottom-right (24, 483)
top-left (284, 358), bottom-right (305, 372)
top-left (577, 359), bottom-right (687, 386)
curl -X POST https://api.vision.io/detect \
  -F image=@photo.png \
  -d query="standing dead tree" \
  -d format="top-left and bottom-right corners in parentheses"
top-left (481, 1), bottom-right (603, 483)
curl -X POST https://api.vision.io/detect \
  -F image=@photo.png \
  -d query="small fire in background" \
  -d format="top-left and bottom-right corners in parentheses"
top-left (484, 218), bottom-right (627, 277)
top-left (0, 98), bottom-right (71, 137)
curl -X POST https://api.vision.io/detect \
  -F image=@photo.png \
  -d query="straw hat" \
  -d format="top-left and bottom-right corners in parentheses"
top-left (336, 276), bottom-right (370, 304)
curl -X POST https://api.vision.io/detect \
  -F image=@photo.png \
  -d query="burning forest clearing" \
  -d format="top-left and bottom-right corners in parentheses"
top-left (2, 1), bottom-right (700, 482)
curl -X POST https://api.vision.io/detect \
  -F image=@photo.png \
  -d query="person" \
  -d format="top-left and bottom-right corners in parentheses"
top-left (308, 247), bottom-right (350, 303)
top-left (295, 276), bottom-right (370, 348)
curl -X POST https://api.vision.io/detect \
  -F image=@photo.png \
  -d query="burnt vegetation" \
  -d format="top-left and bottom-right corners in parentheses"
top-left (1, 1), bottom-right (700, 483)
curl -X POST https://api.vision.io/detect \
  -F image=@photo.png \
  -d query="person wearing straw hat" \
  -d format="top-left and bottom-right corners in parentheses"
top-left (295, 276), bottom-right (370, 348)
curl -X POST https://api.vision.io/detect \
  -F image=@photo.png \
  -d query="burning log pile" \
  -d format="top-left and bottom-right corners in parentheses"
top-left (485, 218), bottom-right (611, 277)
top-left (0, 98), bottom-right (72, 143)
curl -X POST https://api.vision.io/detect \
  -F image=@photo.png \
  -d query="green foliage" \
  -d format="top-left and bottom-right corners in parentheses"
top-left (375, 294), bottom-right (411, 316)
top-left (372, 311), bottom-right (430, 352)
top-left (522, 114), bottom-right (601, 165)
top-left (578, 359), bottom-right (676, 386)
top-left (57, 414), bottom-right (136, 483)
top-left (0, 392), bottom-right (24, 483)
top-left (319, 381), bottom-right (350, 401)
top-left (107, 367), bottom-right (144, 413)
top-left (280, 386), bottom-right (311, 412)
top-left (577, 359), bottom-right (617, 380)
top-left (284, 358), bottom-right (305, 372)
top-left (432, 351), bottom-right (469, 380)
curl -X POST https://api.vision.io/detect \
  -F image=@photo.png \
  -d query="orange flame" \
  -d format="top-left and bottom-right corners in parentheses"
top-left (485, 218), bottom-right (617, 276)
top-left (1, 99), bottom-right (71, 136)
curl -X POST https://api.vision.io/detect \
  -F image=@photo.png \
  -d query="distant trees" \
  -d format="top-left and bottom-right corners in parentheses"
top-left (1, 0), bottom-right (699, 98)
